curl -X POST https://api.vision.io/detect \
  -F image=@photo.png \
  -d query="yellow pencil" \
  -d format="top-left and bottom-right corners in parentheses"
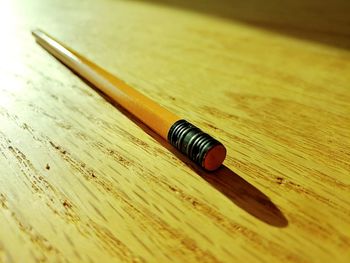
top-left (32, 29), bottom-right (226, 171)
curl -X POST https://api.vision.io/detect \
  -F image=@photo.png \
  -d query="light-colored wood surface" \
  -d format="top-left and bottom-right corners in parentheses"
top-left (1, 0), bottom-right (350, 262)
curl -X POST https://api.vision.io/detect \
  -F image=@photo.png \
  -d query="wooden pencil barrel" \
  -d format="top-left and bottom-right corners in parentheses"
top-left (32, 30), bottom-right (179, 139)
top-left (32, 30), bottom-right (226, 170)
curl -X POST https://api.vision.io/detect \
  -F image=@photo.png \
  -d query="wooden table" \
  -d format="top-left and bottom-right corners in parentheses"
top-left (1, 0), bottom-right (349, 262)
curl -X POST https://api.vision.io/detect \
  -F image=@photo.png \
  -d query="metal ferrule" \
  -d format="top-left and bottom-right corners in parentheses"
top-left (167, 119), bottom-right (222, 168)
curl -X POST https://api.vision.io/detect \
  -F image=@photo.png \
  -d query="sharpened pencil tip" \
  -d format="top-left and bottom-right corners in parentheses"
top-left (31, 29), bottom-right (38, 36)
top-left (31, 29), bottom-right (44, 39)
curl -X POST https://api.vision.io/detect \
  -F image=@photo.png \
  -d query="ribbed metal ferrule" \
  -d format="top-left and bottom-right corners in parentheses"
top-left (167, 119), bottom-right (222, 168)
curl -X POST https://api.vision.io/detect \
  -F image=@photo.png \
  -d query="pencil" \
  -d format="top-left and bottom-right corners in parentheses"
top-left (32, 29), bottom-right (226, 171)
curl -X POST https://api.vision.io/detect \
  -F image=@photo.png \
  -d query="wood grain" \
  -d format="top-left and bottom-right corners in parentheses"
top-left (0, 0), bottom-right (349, 262)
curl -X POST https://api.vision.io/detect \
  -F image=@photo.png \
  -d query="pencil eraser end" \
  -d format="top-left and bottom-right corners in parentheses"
top-left (168, 119), bottom-right (227, 172)
top-left (203, 144), bottom-right (226, 171)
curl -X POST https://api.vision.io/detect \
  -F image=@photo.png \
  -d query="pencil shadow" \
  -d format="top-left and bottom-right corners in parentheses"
top-left (149, 131), bottom-right (288, 227)
top-left (194, 165), bottom-right (289, 227)
top-left (98, 91), bottom-right (288, 227)
top-left (155, 147), bottom-right (288, 228)
top-left (134, 0), bottom-right (350, 50)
